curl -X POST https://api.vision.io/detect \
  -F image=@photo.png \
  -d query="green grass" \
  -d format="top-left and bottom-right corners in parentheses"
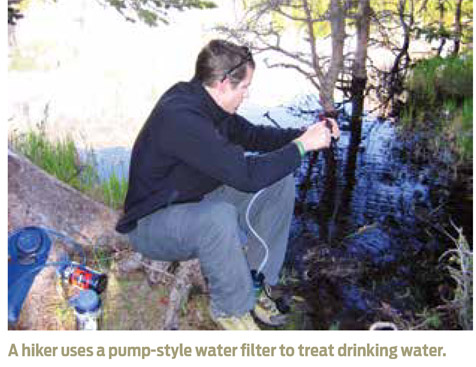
top-left (407, 54), bottom-right (473, 103)
top-left (101, 169), bottom-right (129, 210)
top-left (456, 97), bottom-right (473, 162)
top-left (10, 126), bottom-right (89, 191)
top-left (400, 52), bottom-right (473, 163)
top-left (9, 124), bottom-right (128, 210)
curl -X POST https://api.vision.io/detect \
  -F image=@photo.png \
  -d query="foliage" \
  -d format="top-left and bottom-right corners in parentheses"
top-left (370, 0), bottom-right (473, 45)
top-left (8, 0), bottom-right (24, 25)
top-left (7, 0), bottom-right (217, 27)
top-left (456, 96), bottom-right (473, 162)
top-left (407, 53), bottom-right (472, 103)
top-left (399, 53), bottom-right (473, 163)
top-left (414, 0), bottom-right (473, 45)
top-left (103, 0), bottom-right (217, 26)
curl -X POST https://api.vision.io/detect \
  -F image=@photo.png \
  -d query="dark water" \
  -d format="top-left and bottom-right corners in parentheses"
top-left (92, 106), bottom-right (472, 330)
top-left (285, 116), bottom-right (472, 330)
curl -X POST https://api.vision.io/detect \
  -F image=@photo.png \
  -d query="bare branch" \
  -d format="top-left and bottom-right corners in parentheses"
top-left (265, 60), bottom-right (321, 90)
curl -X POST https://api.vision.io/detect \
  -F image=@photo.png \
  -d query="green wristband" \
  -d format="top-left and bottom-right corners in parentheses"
top-left (294, 141), bottom-right (306, 157)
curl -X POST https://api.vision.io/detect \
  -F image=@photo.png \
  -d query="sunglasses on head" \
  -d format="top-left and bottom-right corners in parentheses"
top-left (221, 47), bottom-right (253, 82)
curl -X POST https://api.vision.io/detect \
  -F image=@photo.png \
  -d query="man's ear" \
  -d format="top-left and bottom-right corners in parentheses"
top-left (208, 78), bottom-right (225, 94)
top-left (216, 77), bottom-right (229, 93)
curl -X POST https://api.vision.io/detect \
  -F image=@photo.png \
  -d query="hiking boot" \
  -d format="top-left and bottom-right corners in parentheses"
top-left (252, 286), bottom-right (288, 327)
top-left (213, 312), bottom-right (261, 330)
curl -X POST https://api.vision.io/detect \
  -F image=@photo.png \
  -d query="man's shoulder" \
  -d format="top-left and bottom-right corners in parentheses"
top-left (158, 81), bottom-right (205, 113)
top-left (161, 80), bottom-right (202, 103)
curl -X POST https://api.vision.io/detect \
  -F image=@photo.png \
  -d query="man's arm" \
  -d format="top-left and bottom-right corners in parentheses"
top-left (156, 108), bottom-right (302, 193)
top-left (225, 114), bottom-right (303, 153)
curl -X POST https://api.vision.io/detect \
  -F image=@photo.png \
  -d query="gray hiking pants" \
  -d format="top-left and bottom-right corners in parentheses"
top-left (128, 174), bottom-right (295, 318)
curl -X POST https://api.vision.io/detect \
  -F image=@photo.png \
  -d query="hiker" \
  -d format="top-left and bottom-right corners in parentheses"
top-left (116, 39), bottom-right (340, 330)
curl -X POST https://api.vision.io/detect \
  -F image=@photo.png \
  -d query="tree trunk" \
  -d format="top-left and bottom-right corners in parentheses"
top-left (384, 0), bottom-right (413, 114)
top-left (351, 0), bottom-right (371, 130)
top-left (391, 0), bottom-right (412, 79)
top-left (436, 0), bottom-right (446, 56)
top-left (453, 0), bottom-right (462, 56)
top-left (321, 0), bottom-right (346, 116)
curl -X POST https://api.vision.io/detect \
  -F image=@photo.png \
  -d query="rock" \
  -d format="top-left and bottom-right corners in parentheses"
top-left (116, 252), bottom-right (144, 275)
top-left (8, 149), bottom-right (129, 249)
top-left (8, 150), bottom-right (206, 329)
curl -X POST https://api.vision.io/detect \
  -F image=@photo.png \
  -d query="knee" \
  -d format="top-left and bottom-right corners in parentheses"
top-left (200, 202), bottom-right (240, 233)
top-left (212, 201), bottom-right (239, 221)
top-left (196, 202), bottom-right (244, 257)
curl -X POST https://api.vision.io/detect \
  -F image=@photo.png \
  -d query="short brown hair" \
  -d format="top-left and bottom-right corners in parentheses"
top-left (194, 39), bottom-right (255, 87)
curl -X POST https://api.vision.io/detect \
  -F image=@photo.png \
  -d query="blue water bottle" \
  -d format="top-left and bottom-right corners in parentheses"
top-left (8, 227), bottom-right (52, 327)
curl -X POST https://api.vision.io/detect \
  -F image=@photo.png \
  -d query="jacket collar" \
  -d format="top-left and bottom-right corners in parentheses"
top-left (190, 77), bottom-right (232, 123)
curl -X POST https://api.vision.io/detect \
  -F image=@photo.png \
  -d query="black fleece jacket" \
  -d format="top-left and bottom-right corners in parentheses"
top-left (116, 78), bottom-right (303, 233)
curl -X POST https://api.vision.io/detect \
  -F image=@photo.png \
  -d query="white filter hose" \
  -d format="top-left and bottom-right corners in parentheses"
top-left (245, 188), bottom-right (269, 274)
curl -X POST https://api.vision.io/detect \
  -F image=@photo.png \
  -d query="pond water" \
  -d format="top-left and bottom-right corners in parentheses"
top-left (92, 98), bottom-right (472, 330)
top-left (285, 111), bottom-right (472, 330)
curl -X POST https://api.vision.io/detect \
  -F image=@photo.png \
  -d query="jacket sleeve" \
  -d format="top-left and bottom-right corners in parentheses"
top-left (224, 114), bottom-right (303, 153)
top-left (156, 107), bottom-right (302, 193)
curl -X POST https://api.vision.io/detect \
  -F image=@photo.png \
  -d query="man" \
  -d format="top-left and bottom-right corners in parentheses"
top-left (116, 39), bottom-right (339, 330)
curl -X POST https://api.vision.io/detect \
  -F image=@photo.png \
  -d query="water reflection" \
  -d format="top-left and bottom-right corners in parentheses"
top-left (287, 116), bottom-right (470, 330)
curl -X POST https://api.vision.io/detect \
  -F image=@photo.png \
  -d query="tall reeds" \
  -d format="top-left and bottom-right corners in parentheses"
top-left (9, 122), bottom-right (128, 210)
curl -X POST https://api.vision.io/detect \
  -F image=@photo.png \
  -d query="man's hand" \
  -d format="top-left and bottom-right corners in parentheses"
top-left (294, 118), bottom-right (340, 153)
top-left (323, 117), bottom-right (340, 141)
